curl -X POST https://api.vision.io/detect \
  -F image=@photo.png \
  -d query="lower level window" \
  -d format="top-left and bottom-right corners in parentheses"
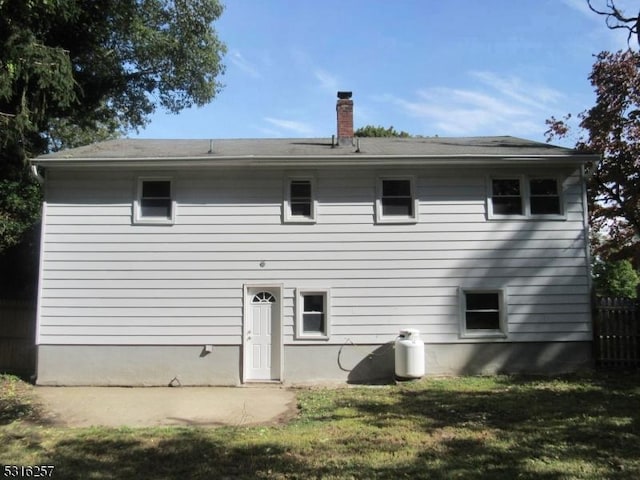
top-left (296, 289), bottom-right (330, 339)
top-left (459, 288), bottom-right (507, 338)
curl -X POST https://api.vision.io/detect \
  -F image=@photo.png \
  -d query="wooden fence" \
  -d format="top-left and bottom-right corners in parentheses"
top-left (0, 299), bottom-right (36, 377)
top-left (593, 297), bottom-right (640, 368)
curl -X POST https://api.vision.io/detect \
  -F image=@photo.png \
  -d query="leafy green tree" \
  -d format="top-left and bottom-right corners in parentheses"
top-left (0, 0), bottom-right (226, 252)
top-left (546, 49), bottom-right (640, 261)
top-left (593, 259), bottom-right (639, 298)
top-left (355, 125), bottom-right (411, 137)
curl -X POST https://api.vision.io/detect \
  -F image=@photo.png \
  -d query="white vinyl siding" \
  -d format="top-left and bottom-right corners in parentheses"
top-left (37, 165), bottom-right (591, 346)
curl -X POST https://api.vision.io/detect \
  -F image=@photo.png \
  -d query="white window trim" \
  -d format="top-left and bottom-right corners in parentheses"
top-left (375, 175), bottom-right (419, 224)
top-left (283, 175), bottom-right (317, 224)
top-left (458, 287), bottom-right (508, 339)
top-left (133, 176), bottom-right (176, 225)
top-left (486, 175), bottom-right (565, 220)
top-left (296, 288), bottom-right (331, 340)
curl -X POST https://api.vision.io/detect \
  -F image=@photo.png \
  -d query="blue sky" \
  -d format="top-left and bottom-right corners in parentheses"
top-left (132, 0), bottom-right (635, 145)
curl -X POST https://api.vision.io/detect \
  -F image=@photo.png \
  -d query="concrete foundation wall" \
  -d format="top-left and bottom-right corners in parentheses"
top-left (37, 342), bottom-right (593, 386)
top-left (36, 345), bottom-right (241, 386)
top-left (284, 342), bottom-right (594, 384)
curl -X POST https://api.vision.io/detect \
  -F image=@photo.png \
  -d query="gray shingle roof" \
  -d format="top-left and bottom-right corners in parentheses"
top-left (32, 136), bottom-right (596, 168)
top-left (37, 136), bottom-right (576, 158)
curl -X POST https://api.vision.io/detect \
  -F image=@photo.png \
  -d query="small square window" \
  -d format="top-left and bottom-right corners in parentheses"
top-left (459, 288), bottom-right (507, 338)
top-left (284, 177), bottom-right (316, 223)
top-left (530, 178), bottom-right (561, 215)
top-left (376, 176), bottom-right (418, 223)
top-left (133, 177), bottom-right (175, 225)
top-left (296, 289), bottom-right (330, 339)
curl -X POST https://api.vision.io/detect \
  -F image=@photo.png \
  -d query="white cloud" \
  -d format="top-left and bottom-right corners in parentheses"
top-left (561, 0), bottom-right (593, 17)
top-left (381, 72), bottom-right (563, 137)
top-left (229, 49), bottom-right (262, 78)
top-left (470, 72), bottom-right (562, 109)
top-left (314, 68), bottom-right (339, 91)
top-left (263, 117), bottom-right (315, 136)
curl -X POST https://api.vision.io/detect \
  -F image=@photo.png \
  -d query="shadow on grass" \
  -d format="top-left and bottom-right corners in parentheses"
top-left (45, 430), bottom-right (303, 480)
top-left (2, 374), bottom-right (639, 479)
top-left (0, 375), bottom-right (43, 425)
top-left (331, 373), bottom-right (640, 479)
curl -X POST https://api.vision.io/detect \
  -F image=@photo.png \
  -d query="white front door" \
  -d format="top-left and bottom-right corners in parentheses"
top-left (245, 290), bottom-right (280, 381)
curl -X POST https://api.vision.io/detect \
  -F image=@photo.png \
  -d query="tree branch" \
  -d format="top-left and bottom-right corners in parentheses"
top-left (587, 0), bottom-right (640, 46)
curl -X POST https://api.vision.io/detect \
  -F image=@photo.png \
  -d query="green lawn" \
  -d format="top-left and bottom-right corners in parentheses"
top-left (1, 373), bottom-right (639, 479)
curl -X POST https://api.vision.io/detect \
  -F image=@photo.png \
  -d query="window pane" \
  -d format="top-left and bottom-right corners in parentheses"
top-left (492, 197), bottom-right (522, 215)
top-left (142, 181), bottom-right (171, 198)
top-left (382, 180), bottom-right (411, 197)
top-left (530, 179), bottom-right (558, 196)
top-left (466, 311), bottom-right (500, 330)
top-left (304, 294), bottom-right (324, 312)
top-left (466, 293), bottom-right (499, 310)
top-left (531, 197), bottom-right (560, 215)
top-left (530, 179), bottom-right (560, 215)
top-left (382, 197), bottom-right (413, 216)
top-left (290, 181), bottom-right (311, 199)
top-left (491, 179), bottom-right (522, 215)
top-left (303, 313), bottom-right (324, 333)
top-left (141, 199), bottom-right (171, 218)
top-left (492, 179), bottom-right (520, 196)
top-left (291, 202), bottom-right (312, 217)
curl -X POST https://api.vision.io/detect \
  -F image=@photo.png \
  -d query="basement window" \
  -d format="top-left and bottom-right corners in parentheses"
top-left (459, 288), bottom-right (507, 339)
top-left (133, 177), bottom-right (175, 225)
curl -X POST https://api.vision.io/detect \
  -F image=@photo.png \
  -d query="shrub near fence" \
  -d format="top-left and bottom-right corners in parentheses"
top-left (0, 299), bottom-right (36, 376)
top-left (593, 297), bottom-right (640, 368)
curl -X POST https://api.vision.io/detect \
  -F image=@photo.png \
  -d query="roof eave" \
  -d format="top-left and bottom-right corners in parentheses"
top-left (30, 153), bottom-right (599, 169)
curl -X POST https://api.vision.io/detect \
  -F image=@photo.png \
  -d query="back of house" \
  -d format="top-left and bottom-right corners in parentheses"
top-left (31, 92), bottom-right (598, 385)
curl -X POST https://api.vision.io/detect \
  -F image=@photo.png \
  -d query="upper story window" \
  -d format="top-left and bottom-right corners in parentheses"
top-left (284, 176), bottom-right (317, 223)
top-left (133, 177), bottom-right (175, 225)
top-left (491, 178), bottom-right (523, 215)
top-left (529, 178), bottom-right (561, 215)
top-left (376, 176), bottom-right (419, 224)
top-left (488, 176), bottom-right (564, 219)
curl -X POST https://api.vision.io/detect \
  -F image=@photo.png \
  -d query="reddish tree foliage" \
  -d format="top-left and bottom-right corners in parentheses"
top-left (546, 50), bottom-right (640, 262)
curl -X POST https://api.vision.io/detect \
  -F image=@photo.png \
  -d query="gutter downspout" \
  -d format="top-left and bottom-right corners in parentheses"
top-left (30, 163), bottom-right (45, 185)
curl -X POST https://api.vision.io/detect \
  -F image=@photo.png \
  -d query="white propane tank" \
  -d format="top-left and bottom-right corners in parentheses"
top-left (394, 328), bottom-right (425, 379)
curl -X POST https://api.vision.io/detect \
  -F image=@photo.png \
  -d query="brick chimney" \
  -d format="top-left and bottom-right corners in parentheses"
top-left (336, 91), bottom-right (353, 146)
